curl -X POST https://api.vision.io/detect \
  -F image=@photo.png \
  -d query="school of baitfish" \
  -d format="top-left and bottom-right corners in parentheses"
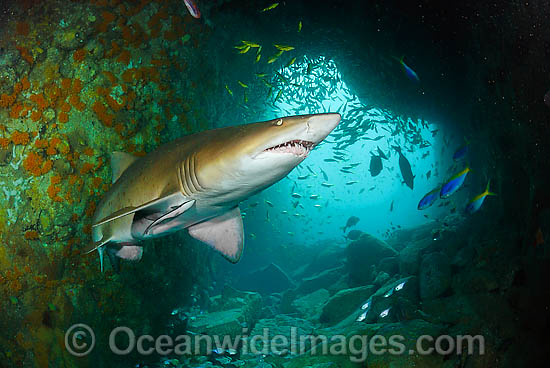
top-left (222, 2), bottom-right (495, 240)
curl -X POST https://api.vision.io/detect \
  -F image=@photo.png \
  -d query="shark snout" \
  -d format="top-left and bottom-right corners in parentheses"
top-left (305, 113), bottom-right (341, 144)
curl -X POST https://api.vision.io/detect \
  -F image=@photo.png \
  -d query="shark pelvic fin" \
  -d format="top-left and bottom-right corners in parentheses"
top-left (110, 152), bottom-right (139, 184)
top-left (188, 206), bottom-right (244, 263)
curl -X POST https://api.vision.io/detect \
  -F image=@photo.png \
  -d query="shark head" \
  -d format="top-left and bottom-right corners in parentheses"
top-left (192, 113), bottom-right (341, 203)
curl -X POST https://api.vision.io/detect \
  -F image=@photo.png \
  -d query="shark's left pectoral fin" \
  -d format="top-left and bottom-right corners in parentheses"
top-left (188, 207), bottom-right (244, 263)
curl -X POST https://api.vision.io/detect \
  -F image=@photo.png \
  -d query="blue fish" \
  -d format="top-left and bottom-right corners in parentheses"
top-left (453, 144), bottom-right (469, 161)
top-left (440, 167), bottom-right (470, 198)
top-left (395, 56), bottom-right (420, 82)
top-left (466, 180), bottom-right (496, 213)
top-left (417, 188), bottom-right (439, 210)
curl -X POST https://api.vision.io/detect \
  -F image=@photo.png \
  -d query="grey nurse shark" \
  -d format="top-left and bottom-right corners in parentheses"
top-left (89, 113), bottom-right (341, 271)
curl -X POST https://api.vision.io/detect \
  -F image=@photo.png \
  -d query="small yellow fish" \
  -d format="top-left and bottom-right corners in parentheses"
top-left (298, 21), bottom-right (302, 32)
top-left (274, 44), bottom-right (294, 52)
top-left (225, 84), bottom-right (233, 96)
top-left (238, 80), bottom-right (248, 88)
top-left (234, 44), bottom-right (249, 50)
top-left (286, 57), bottom-right (296, 67)
top-left (239, 45), bottom-right (251, 54)
top-left (242, 40), bottom-right (260, 47)
top-left (261, 2), bottom-right (279, 12)
top-left (256, 73), bottom-right (268, 78)
top-left (267, 50), bottom-right (283, 63)
top-left (255, 53), bottom-right (261, 63)
top-left (243, 89), bottom-right (248, 103)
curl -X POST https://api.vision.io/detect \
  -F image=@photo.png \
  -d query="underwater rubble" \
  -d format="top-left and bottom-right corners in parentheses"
top-left (159, 222), bottom-right (524, 368)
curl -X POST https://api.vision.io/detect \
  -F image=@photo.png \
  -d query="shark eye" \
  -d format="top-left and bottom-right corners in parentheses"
top-left (275, 119), bottom-right (283, 126)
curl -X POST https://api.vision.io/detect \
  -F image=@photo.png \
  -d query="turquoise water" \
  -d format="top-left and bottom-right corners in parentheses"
top-left (1, 0), bottom-right (548, 367)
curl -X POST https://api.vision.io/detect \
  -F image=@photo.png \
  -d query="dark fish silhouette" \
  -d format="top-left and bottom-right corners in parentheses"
top-left (320, 168), bottom-right (328, 181)
top-left (393, 146), bottom-right (414, 190)
top-left (363, 135), bottom-right (385, 141)
top-left (341, 216), bottom-right (360, 233)
top-left (369, 154), bottom-right (383, 177)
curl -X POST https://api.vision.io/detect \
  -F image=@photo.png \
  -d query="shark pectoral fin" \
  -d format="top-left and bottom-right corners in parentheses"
top-left (111, 152), bottom-right (139, 184)
top-left (93, 192), bottom-right (187, 228)
top-left (188, 206), bottom-right (244, 263)
top-left (144, 199), bottom-right (196, 234)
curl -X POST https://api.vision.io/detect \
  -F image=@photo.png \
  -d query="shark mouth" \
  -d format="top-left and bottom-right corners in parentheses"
top-left (264, 139), bottom-right (315, 157)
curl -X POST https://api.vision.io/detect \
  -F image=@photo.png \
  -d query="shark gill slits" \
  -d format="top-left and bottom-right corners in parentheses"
top-left (190, 153), bottom-right (203, 193)
top-left (185, 155), bottom-right (198, 195)
top-left (180, 157), bottom-right (193, 196)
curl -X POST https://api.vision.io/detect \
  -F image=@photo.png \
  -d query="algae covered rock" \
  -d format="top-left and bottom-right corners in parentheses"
top-left (187, 288), bottom-right (262, 351)
top-left (320, 285), bottom-right (376, 325)
top-left (292, 289), bottom-right (330, 321)
top-left (209, 286), bottom-right (262, 321)
top-left (296, 266), bottom-right (344, 295)
top-left (419, 252), bottom-right (452, 300)
top-left (398, 237), bottom-right (433, 275)
top-left (236, 263), bottom-right (294, 295)
top-left (364, 319), bottom-right (448, 368)
top-left (346, 233), bottom-right (398, 285)
top-left (250, 314), bottom-right (317, 354)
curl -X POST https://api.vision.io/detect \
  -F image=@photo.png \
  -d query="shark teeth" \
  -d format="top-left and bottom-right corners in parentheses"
top-left (264, 140), bottom-right (314, 157)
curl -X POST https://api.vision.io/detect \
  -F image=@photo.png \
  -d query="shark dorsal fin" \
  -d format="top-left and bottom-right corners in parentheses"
top-left (111, 152), bottom-right (139, 183)
top-left (188, 206), bottom-right (244, 263)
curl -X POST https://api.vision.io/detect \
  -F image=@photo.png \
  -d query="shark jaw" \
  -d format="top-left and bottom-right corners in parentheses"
top-left (90, 113), bottom-right (340, 272)
top-left (261, 139), bottom-right (315, 158)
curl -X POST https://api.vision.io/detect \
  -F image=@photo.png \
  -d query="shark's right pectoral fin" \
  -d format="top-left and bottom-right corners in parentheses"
top-left (188, 206), bottom-right (244, 263)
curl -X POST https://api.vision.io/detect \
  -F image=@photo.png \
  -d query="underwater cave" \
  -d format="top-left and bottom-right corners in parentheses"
top-left (0, 0), bottom-right (549, 367)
